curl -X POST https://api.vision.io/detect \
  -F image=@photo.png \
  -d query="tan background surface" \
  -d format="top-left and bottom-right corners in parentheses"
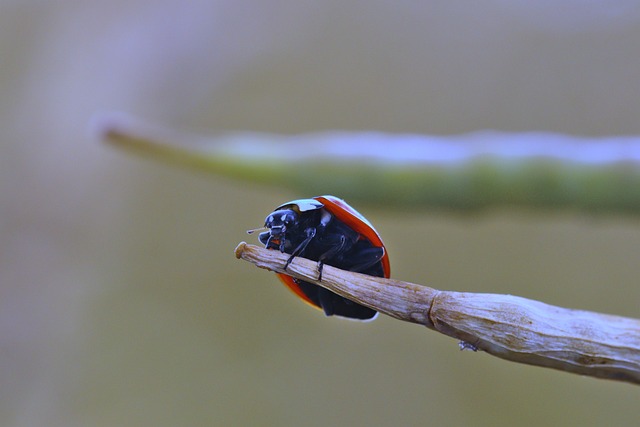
top-left (2, 2), bottom-right (640, 426)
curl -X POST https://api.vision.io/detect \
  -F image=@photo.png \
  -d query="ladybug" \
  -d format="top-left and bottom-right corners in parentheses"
top-left (251, 195), bottom-right (390, 320)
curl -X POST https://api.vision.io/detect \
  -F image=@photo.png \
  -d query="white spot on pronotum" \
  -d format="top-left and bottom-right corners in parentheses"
top-left (320, 209), bottom-right (332, 227)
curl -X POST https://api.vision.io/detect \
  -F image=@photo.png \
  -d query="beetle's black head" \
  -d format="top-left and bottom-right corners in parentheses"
top-left (259, 208), bottom-right (299, 251)
top-left (264, 208), bottom-right (298, 237)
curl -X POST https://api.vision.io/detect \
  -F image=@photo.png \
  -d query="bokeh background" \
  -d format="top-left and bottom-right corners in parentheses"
top-left (3, 2), bottom-right (640, 426)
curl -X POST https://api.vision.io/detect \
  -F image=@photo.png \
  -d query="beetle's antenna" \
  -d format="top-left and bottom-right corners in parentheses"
top-left (246, 226), bottom-right (268, 235)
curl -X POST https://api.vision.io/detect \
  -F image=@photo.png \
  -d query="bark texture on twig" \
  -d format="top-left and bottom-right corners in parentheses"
top-left (235, 242), bottom-right (640, 385)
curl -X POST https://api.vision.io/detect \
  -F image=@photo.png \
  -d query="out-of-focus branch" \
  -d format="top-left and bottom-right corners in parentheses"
top-left (97, 112), bottom-right (640, 213)
top-left (235, 242), bottom-right (640, 385)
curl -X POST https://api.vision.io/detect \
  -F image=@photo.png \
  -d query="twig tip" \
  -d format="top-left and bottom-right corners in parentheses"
top-left (234, 241), bottom-right (247, 259)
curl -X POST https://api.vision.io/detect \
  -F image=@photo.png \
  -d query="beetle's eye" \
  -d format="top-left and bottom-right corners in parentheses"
top-left (282, 211), bottom-right (297, 225)
top-left (264, 209), bottom-right (297, 230)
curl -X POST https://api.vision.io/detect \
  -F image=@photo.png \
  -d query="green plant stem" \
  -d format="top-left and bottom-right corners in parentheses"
top-left (98, 113), bottom-right (640, 213)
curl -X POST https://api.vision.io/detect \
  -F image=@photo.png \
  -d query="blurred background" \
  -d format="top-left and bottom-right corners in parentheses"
top-left (3, 1), bottom-right (640, 426)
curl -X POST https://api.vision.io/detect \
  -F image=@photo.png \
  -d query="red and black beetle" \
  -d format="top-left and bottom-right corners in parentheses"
top-left (252, 195), bottom-right (390, 320)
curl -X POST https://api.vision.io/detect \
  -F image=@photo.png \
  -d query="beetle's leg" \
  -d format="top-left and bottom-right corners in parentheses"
top-left (258, 231), bottom-right (271, 246)
top-left (284, 227), bottom-right (316, 271)
top-left (265, 234), bottom-right (275, 249)
top-left (316, 261), bottom-right (324, 281)
top-left (316, 234), bottom-right (348, 281)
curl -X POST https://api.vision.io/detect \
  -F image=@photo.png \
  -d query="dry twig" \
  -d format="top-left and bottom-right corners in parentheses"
top-left (235, 242), bottom-right (640, 385)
